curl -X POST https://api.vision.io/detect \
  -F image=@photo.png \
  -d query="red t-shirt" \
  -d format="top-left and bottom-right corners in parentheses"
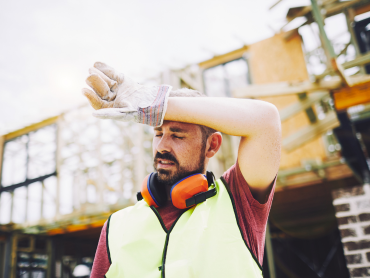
top-left (90, 163), bottom-right (275, 277)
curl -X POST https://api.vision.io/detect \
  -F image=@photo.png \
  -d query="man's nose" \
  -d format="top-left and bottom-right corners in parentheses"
top-left (156, 135), bottom-right (172, 153)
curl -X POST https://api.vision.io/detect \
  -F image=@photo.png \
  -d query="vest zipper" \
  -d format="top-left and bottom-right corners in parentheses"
top-left (150, 206), bottom-right (188, 278)
top-left (161, 233), bottom-right (170, 278)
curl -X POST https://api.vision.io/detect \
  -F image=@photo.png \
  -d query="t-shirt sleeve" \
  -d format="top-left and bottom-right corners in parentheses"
top-left (90, 221), bottom-right (111, 278)
top-left (222, 162), bottom-right (275, 266)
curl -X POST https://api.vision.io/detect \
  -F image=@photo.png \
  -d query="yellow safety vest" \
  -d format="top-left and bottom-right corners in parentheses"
top-left (105, 177), bottom-right (263, 278)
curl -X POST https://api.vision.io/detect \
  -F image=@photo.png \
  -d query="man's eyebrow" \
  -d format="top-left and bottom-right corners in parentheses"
top-left (169, 127), bottom-right (188, 133)
top-left (154, 127), bottom-right (162, 131)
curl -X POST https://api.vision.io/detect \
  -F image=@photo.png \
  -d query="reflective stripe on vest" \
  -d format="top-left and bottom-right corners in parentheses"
top-left (105, 177), bottom-right (263, 278)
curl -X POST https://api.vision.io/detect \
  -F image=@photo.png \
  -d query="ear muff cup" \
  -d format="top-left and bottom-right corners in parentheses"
top-left (140, 173), bottom-right (167, 207)
top-left (170, 174), bottom-right (208, 209)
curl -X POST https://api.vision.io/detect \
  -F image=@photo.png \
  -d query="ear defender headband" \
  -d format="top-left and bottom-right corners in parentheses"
top-left (137, 171), bottom-right (217, 209)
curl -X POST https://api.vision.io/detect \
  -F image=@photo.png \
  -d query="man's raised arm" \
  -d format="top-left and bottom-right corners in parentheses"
top-left (165, 97), bottom-right (281, 202)
top-left (83, 62), bottom-right (281, 202)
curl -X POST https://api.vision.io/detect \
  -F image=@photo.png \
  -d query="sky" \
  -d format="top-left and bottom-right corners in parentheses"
top-left (0, 0), bottom-right (311, 135)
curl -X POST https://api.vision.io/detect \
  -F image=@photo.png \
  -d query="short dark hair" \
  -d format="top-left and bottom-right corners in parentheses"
top-left (170, 88), bottom-right (217, 143)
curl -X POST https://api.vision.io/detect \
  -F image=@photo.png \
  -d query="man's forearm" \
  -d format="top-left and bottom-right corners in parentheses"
top-left (164, 97), bottom-right (280, 137)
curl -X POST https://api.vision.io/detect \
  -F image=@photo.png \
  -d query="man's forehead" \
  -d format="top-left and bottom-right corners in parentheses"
top-left (154, 121), bottom-right (201, 133)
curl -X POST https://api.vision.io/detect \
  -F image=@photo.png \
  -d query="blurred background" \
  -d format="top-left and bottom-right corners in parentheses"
top-left (1, 0), bottom-right (370, 277)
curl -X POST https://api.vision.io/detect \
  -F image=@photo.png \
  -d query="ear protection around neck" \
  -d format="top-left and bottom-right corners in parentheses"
top-left (137, 171), bottom-right (217, 209)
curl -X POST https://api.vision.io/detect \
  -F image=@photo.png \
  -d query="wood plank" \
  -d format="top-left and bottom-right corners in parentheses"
top-left (66, 224), bottom-right (88, 232)
top-left (198, 45), bottom-right (249, 69)
top-left (0, 136), bottom-right (4, 185)
top-left (46, 239), bottom-right (53, 278)
top-left (282, 111), bottom-right (340, 152)
top-left (315, 50), bottom-right (370, 80)
top-left (326, 0), bottom-right (365, 16)
top-left (333, 80), bottom-right (370, 110)
top-left (355, 2), bottom-right (370, 14)
top-left (276, 163), bottom-right (353, 188)
top-left (47, 228), bottom-right (65, 235)
top-left (279, 91), bottom-right (329, 121)
top-left (233, 79), bottom-right (339, 98)
top-left (278, 159), bottom-right (343, 178)
top-left (269, 0), bottom-right (283, 10)
top-left (233, 74), bottom-right (370, 98)
top-left (342, 52), bottom-right (370, 69)
top-left (4, 116), bottom-right (59, 141)
top-left (55, 119), bottom-right (62, 218)
top-left (90, 219), bottom-right (106, 228)
top-left (10, 234), bottom-right (17, 278)
top-left (175, 68), bottom-right (203, 91)
top-left (281, 6), bottom-right (312, 30)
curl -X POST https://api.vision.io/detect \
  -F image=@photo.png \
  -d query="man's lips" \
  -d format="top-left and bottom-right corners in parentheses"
top-left (156, 159), bottom-right (176, 169)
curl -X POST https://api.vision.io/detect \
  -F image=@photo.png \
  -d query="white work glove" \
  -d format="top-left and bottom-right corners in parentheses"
top-left (82, 62), bottom-right (172, 127)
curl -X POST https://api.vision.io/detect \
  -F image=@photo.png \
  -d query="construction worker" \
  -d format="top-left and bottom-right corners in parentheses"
top-left (82, 62), bottom-right (281, 277)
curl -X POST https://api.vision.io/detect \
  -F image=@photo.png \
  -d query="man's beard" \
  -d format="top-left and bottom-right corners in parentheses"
top-left (153, 150), bottom-right (206, 188)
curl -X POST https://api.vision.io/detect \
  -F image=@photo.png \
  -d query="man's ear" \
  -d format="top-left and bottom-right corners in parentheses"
top-left (206, 132), bottom-right (222, 158)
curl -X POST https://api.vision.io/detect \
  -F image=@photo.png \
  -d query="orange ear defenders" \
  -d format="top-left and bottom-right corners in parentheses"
top-left (137, 171), bottom-right (217, 209)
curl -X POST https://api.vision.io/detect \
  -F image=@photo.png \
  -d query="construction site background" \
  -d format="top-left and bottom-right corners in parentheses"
top-left (2, 0), bottom-right (370, 277)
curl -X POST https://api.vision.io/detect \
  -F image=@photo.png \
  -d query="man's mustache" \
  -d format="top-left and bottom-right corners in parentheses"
top-left (154, 152), bottom-right (179, 165)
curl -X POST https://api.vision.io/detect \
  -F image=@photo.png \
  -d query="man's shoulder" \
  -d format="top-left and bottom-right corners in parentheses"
top-left (111, 200), bottom-right (150, 220)
top-left (221, 163), bottom-right (239, 187)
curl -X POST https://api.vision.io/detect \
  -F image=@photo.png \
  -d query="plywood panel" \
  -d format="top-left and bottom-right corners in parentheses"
top-left (280, 138), bottom-right (326, 169)
top-left (248, 32), bottom-right (309, 84)
top-left (247, 31), bottom-right (327, 169)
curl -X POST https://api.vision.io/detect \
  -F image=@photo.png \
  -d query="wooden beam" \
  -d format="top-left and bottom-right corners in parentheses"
top-left (313, 51), bottom-right (370, 80)
top-left (66, 224), bottom-right (88, 232)
top-left (0, 136), bottom-right (4, 187)
top-left (276, 163), bottom-right (353, 189)
top-left (325, 0), bottom-right (366, 16)
top-left (333, 80), bottom-right (370, 110)
top-left (311, 0), bottom-right (351, 86)
top-left (46, 239), bottom-right (53, 278)
top-left (278, 159), bottom-right (344, 178)
top-left (55, 118), bottom-right (62, 218)
top-left (10, 234), bottom-right (17, 278)
top-left (4, 116), bottom-right (59, 141)
top-left (41, 180), bottom-right (45, 220)
top-left (198, 45), bottom-right (249, 69)
top-left (269, 0), bottom-right (283, 10)
top-left (282, 0), bottom-right (370, 29)
top-left (281, 6), bottom-right (312, 30)
top-left (233, 74), bottom-right (370, 98)
top-left (175, 68), bottom-right (203, 91)
top-left (279, 91), bottom-right (329, 121)
top-left (355, 2), bottom-right (370, 15)
top-left (14, 208), bottom-right (115, 234)
top-left (342, 52), bottom-right (370, 69)
top-left (314, 51), bottom-right (370, 84)
top-left (283, 111), bottom-right (339, 152)
top-left (233, 79), bottom-right (336, 98)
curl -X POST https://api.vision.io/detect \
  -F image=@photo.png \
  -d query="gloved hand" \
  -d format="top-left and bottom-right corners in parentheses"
top-left (82, 62), bottom-right (172, 127)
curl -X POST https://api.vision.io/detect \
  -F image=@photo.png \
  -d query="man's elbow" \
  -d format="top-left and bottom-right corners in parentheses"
top-left (263, 102), bottom-right (281, 131)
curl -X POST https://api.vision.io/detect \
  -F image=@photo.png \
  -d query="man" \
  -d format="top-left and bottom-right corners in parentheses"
top-left (83, 62), bottom-right (281, 277)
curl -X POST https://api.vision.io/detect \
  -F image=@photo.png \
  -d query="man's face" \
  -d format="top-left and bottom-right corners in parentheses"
top-left (153, 121), bottom-right (206, 186)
